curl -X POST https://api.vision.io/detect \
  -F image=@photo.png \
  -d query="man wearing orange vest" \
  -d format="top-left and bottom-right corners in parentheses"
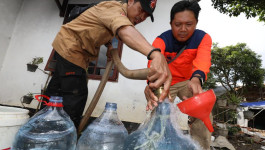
top-left (145, 1), bottom-right (212, 149)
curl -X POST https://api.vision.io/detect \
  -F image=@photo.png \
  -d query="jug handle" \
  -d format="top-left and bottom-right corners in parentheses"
top-left (35, 95), bottom-right (50, 106)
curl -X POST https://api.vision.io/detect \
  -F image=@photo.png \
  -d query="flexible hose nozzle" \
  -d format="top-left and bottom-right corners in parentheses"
top-left (153, 86), bottom-right (164, 98)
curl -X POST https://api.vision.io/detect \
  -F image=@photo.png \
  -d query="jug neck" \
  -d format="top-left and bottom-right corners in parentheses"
top-left (47, 96), bottom-right (63, 107)
top-left (104, 102), bottom-right (117, 111)
top-left (98, 102), bottom-right (121, 122)
top-left (155, 100), bottom-right (171, 116)
top-left (101, 102), bottom-right (118, 115)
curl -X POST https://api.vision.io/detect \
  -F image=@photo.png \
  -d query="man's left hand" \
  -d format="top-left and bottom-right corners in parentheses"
top-left (188, 76), bottom-right (203, 96)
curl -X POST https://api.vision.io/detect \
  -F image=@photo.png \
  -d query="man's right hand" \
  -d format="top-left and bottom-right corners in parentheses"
top-left (117, 26), bottom-right (172, 100)
top-left (147, 51), bottom-right (172, 102)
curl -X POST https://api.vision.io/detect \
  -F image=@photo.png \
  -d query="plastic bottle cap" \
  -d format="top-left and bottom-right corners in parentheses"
top-left (35, 95), bottom-right (63, 107)
top-left (50, 96), bottom-right (63, 103)
top-left (49, 96), bottom-right (63, 107)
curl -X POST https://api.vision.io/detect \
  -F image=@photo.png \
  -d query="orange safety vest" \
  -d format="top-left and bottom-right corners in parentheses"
top-left (148, 29), bottom-right (212, 86)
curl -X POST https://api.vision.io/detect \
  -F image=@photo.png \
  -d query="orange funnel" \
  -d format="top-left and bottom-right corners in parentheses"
top-left (177, 89), bottom-right (216, 132)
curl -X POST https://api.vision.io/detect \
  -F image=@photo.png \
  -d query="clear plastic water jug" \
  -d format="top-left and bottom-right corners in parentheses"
top-left (12, 96), bottom-right (77, 150)
top-left (76, 102), bottom-right (128, 150)
top-left (123, 97), bottom-right (201, 150)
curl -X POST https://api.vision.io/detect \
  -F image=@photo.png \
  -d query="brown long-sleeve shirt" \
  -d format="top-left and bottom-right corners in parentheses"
top-left (52, 1), bottom-right (133, 69)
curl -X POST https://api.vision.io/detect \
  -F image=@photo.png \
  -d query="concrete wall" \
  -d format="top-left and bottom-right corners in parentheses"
top-left (0, 0), bottom-right (63, 107)
top-left (0, 0), bottom-right (23, 70)
top-left (0, 0), bottom-right (179, 123)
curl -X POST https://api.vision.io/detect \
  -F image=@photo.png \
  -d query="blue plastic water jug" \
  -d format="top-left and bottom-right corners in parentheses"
top-left (123, 98), bottom-right (201, 150)
top-left (12, 96), bottom-right (77, 150)
top-left (76, 102), bottom-right (128, 150)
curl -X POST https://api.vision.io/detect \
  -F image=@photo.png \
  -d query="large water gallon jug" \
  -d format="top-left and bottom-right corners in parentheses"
top-left (12, 96), bottom-right (77, 150)
top-left (123, 87), bottom-right (201, 150)
top-left (76, 102), bottom-right (128, 150)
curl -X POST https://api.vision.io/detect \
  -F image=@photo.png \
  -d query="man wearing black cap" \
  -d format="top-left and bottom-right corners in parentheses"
top-left (45, 0), bottom-right (172, 129)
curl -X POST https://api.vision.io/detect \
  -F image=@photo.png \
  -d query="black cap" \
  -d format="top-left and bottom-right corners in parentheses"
top-left (139, 0), bottom-right (157, 22)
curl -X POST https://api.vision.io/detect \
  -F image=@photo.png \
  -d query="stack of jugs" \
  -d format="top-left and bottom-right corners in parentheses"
top-left (12, 95), bottom-right (77, 150)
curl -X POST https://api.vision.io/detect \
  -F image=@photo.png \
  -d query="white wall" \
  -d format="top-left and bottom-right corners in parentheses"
top-left (0, 0), bottom-right (23, 70)
top-left (0, 0), bottom-right (178, 123)
top-left (0, 0), bottom-right (63, 106)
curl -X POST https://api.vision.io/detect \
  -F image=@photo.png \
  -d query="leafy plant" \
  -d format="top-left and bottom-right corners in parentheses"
top-left (21, 92), bottom-right (34, 104)
top-left (25, 92), bottom-right (33, 98)
top-left (228, 125), bottom-right (241, 136)
top-left (208, 43), bottom-right (265, 93)
top-left (227, 93), bottom-right (243, 105)
top-left (211, 0), bottom-right (265, 22)
top-left (28, 57), bottom-right (43, 65)
top-left (227, 110), bottom-right (237, 124)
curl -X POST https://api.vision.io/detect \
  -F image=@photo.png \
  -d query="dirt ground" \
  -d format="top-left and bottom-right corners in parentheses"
top-left (227, 135), bottom-right (264, 150)
top-left (212, 132), bottom-right (264, 150)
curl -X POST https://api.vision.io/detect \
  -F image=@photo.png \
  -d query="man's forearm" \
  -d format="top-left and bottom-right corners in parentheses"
top-left (117, 25), bottom-right (153, 56)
